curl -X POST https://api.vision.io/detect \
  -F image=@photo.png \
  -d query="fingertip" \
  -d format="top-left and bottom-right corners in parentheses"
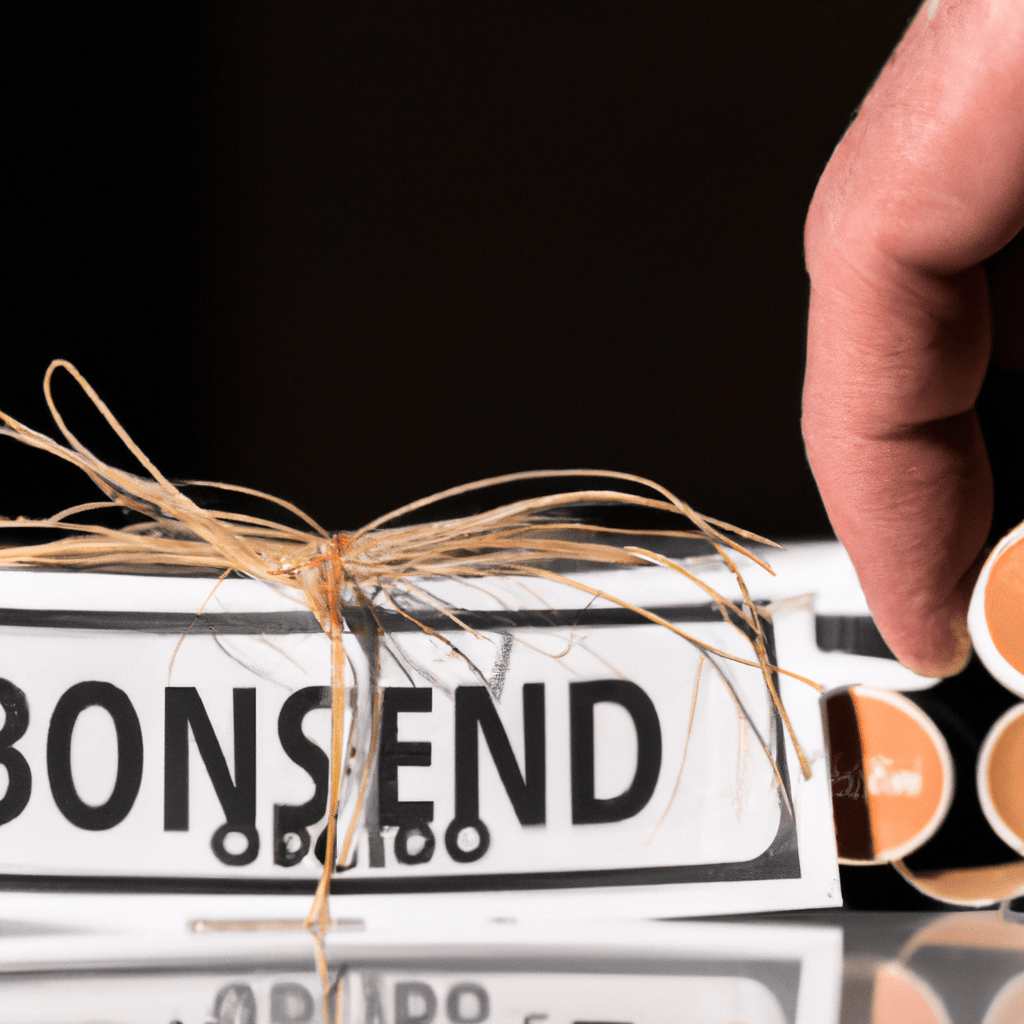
top-left (894, 615), bottom-right (973, 680)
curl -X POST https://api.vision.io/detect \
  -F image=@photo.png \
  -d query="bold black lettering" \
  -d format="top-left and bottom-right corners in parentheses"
top-left (273, 686), bottom-right (330, 866)
top-left (445, 684), bottom-right (544, 863)
top-left (313, 827), bottom-right (360, 870)
top-left (444, 817), bottom-right (490, 862)
top-left (270, 981), bottom-right (315, 1023)
top-left (46, 681), bottom-right (143, 830)
top-left (378, 688), bottom-right (433, 826)
top-left (446, 983), bottom-right (489, 1024)
top-left (570, 679), bottom-right (661, 824)
top-left (164, 687), bottom-right (258, 865)
top-left (395, 982), bottom-right (437, 1024)
top-left (394, 821), bottom-right (435, 864)
top-left (0, 678), bottom-right (31, 826)
top-left (453, 684), bottom-right (545, 825)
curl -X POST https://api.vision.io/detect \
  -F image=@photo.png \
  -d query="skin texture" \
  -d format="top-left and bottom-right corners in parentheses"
top-left (804, 0), bottom-right (1024, 676)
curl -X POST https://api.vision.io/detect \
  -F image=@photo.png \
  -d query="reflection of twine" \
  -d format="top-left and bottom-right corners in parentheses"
top-left (831, 764), bottom-right (865, 800)
top-left (0, 361), bottom-right (822, 975)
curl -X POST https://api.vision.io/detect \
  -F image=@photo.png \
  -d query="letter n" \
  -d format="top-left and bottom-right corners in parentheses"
top-left (454, 684), bottom-right (545, 825)
top-left (164, 687), bottom-right (256, 831)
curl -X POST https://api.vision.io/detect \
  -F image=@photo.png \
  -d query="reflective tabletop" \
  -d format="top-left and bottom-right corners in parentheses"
top-left (1, 894), bottom-right (1022, 1024)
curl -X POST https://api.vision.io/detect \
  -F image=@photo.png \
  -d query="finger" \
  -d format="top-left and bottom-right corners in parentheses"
top-left (803, 0), bottom-right (1024, 676)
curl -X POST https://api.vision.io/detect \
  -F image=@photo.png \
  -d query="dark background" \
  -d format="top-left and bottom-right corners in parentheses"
top-left (6, 1), bottom-right (926, 534)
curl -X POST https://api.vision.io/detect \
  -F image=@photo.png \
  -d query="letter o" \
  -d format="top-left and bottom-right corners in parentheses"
top-left (270, 981), bottom-right (314, 1023)
top-left (394, 821), bottom-right (435, 864)
top-left (444, 818), bottom-right (490, 863)
top-left (211, 822), bottom-right (260, 866)
top-left (446, 983), bottom-right (489, 1024)
top-left (214, 983), bottom-right (257, 1024)
top-left (46, 681), bottom-right (143, 830)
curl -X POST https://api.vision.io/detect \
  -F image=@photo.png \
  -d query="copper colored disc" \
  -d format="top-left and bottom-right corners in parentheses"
top-left (985, 537), bottom-right (1024, 677)
top-left (826, 687), bottom-right (954, 864)
top-left (977, 703), bottom-right (1024, 857)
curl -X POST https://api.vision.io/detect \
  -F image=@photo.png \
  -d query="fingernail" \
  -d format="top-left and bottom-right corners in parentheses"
top-left (903, 617), bottom-right (972, 679)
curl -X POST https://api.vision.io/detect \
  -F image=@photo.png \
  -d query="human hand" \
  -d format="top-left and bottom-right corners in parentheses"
top-left (803, 0), bottom-right (1024, 677)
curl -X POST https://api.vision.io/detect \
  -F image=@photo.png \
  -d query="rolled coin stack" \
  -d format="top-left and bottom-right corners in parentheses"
top-left (971, 521), bottom-right (1024, 871)
top-left (826, 518), bottom-right (1024, 909)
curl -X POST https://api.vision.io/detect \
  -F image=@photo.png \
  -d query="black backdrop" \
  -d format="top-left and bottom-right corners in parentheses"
top-left (7, 2), bottom-right (923, 535)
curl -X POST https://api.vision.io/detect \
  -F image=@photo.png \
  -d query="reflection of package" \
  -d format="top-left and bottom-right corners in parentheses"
top-left (0, 908), bottom-right (843, 1024)
top-left (350, 967), bottom-right (793, 1024)
top-left (842, 911), bottom-right (1024, 1024)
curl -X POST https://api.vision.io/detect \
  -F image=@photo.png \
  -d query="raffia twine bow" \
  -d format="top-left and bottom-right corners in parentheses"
top-left (0, 361), bottom-right (821, 941)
